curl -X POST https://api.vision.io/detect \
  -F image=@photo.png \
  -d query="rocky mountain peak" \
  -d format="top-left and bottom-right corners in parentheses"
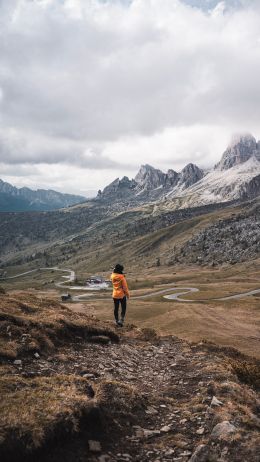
top-left (99, 176), bottom-right (137, 200)
top-left (178, 163), bottom-right (204, 188)
top-left (135, 164), bottom-right (166, 191)
top-left (165, 169), bottom-right (178, 187)
top-left (215, 133), bottom-right (260, 171)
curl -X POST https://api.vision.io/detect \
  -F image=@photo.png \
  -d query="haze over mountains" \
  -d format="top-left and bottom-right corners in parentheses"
top-left (0, 180), bottom-right (86, 212)
top-left (98, 134), bottom-right (260, 208)
top-left (1, 133), bottom-right (260, 213)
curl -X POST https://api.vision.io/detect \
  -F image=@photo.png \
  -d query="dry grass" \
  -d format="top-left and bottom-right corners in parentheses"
top-left (0, 374), bottom-right (144, 460)
top-left (198, 341), bottom-right (260, 390)
top-left (0, 293), bottom-right (146, 460)
top-left (0, 374), bottom-right (91, 457)
top-left (0, 292), bottom-right (119, 360)
top-left (228, 358), bottom-right (260, 390)
top-left (96, 379), bottom-right (145, 417)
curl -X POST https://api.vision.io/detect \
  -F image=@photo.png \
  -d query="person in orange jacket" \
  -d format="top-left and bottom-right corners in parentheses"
top-left (110, 264), bottom-right (130, 327)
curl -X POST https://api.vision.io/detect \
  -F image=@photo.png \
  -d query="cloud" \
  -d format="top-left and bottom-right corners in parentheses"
top-left (0, 128), bottom-right (123, 169)
top-left (0, 0), bottom-right (260, 192)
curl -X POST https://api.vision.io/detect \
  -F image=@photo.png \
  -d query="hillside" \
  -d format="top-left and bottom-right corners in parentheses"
top-left (0, 290), bottom-right (259, 462)
top-left (0, 179), bottom-right (86, 211)
top-left (0, 197), bottom-right (259, 273)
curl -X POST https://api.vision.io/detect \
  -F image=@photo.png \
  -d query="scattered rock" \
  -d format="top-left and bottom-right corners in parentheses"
top-left (82, 373), bottom-right (95, 379)
top-left (160, 425), bottom-right (171, 433)
top-left (211, 421), bottom-right (236, 440)
top-left (143, 429), bottom-right (161, 438)
top-left (211, 396), bottom-right (223, 406)
top-left (180, 418), bottom-right (188, 424)
top-left (145, 406), bottom-right (158, 415)
top-left (188, 444), bottom-right (209, 462)
top-left (13, 360), bottom-right (22, 365)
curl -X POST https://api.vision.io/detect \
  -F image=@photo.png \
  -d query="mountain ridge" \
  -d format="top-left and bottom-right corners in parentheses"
top-left (97, 133), bottom-right (260, 207)
top-left (0, 179), bottom-right (87, 211)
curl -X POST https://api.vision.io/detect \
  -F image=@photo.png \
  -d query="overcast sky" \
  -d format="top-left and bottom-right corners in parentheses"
top-left (0, 0), bottom-right (260, 196)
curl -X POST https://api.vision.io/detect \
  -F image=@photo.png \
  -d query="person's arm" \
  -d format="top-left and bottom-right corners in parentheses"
top-left (122, 276), bottom-right (130, 298)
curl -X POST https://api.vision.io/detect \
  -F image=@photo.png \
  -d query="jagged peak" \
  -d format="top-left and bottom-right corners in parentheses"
top-left (215, 132), bottom-right (259, 171)
top-left (167, 168), bottom-right (178, 175)
top-left (135, 164), bottom-right (162, 181)
top-left (229, 132), bottom-right (256, 148)
top-left (181, 162), bottom-right (202, 173)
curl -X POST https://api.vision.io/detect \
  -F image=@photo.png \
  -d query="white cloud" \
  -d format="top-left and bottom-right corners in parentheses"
top-left (0, 0), bottom-right (260, 193)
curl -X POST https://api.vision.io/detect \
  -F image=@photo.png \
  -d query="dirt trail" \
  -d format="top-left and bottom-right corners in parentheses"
top-left (2, 267), bottom-right (260, 302)
top-left (22, 329), bottom-right (259, 462)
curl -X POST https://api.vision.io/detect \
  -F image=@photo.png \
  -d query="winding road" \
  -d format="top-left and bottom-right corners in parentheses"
top-left (1, 266), bottom-right (260, 302)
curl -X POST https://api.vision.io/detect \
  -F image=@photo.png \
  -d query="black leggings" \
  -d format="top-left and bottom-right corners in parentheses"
top-left (113, 297), bottom-right (127, 321)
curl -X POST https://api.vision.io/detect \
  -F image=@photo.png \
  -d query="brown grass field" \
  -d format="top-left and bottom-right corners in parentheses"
top-left (2, 259), bottom-right (260, 359)
top-left (69, 261), bottom-right (260, 359)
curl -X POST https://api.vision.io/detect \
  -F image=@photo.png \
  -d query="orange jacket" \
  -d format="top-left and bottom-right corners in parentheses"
top-left (110, 273), bottom-right (130, 299)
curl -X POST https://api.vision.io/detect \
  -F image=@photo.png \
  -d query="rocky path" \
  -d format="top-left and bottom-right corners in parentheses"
top-left (19, 328), bottom-right (259, 462)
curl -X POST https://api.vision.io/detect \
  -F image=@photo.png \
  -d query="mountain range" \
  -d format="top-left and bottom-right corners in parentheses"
top-left (0, 180), bottom-right (86, 212)
top-left (97, 133), bottom-right (260, 209)
top-left (0, 133), bottom-right (259, 271)
top-left (1, 133), bottom-right (259, 213)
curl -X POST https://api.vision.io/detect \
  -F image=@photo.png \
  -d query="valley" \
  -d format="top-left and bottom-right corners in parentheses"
top-left (1, 260), bottom-right (260, 358)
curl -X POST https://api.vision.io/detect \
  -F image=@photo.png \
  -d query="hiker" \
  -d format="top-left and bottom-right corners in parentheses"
top-left (110, 264), bottom-right (130, 327)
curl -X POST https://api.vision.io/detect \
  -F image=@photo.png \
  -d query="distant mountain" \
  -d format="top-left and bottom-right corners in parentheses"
top-left (97, 133), bottom-right (260, 208)
top-left (0, 179), bottom-right (86, 212)
top-left (98, 162), bottom-right (204, 203)
top-left (215, 134), bottom-right (260, 170)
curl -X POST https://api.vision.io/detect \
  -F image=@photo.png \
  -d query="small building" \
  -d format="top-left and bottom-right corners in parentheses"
top-left (86, 275), bottom-right (105, 285)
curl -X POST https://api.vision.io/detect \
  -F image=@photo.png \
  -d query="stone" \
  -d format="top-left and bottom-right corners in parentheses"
top-left (145, 406), bottom-right (158, 415)
top-left (196, 427), bottom-right (205, 435)
top-left (83, 373), bottom-right (95, 379)
top-left (180, 418), bottom-right (187, 424)
top-left (170, 363), bottom-right (177, 368)
top-left (211, 421), bottom-right (236, 440)
top-left (143, 429), bottom-right (161, 438)
top-left (13, 360), bottom-right (22, 365)
top-left (34, 352), bottom-right (40, 358)
top-left (211, 396), bottom-right (223, 406)
top-left (88, 440), bottom-right (102, 453)
top-left (188, 445), bottom-right (209, 462)
top-left (160, 425), bottom-right (171, 433)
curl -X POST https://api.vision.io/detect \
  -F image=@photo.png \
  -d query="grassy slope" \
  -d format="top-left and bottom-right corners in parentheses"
top-left (67, 200), bottom-right (256, 272)
top-left (1, 198), bottom-right (256, 272)
top-left (0, 290), bottom-right (260, 462)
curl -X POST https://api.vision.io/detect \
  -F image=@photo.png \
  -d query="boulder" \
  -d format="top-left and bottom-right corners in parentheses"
top-left (211, 421), bottom-right (236, 440)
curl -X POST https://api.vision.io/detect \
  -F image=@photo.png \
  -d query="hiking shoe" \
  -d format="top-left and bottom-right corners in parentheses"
top-left (117, 320), bottom-right (123, 327)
